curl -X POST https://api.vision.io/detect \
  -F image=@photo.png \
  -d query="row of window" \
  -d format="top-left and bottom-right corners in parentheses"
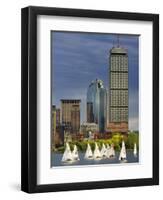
top-left (110, 98), bottom-right (128, 106)
top-left (111, 56), bottom-right (127, 62)
top-left (110, 90), bottom-right (128, 96)
top-left (110, 56), bottom-right (128, 71)
top-left (110, 108), bottom-right (128, 122)
top-left (110, 73), bottom-right (128, 89)
top-left (111, 79), bottom-right (128, 89)
top-left (111, 64), bottom-right (128, 72)
top-left (110, 90), bottom-right (128, 106)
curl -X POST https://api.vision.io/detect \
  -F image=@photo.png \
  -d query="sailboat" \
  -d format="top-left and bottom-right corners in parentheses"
top-left (119, 141), bottom-right (127, 162)
top-left (107, 144), bottom-right (115, 158)
top-left (110, 144), bottom-right (115, 158)
top-left (100, 143), bottom-right (107, 158)
top-left (106, 144), bottom-right (111, 158)
top-left (84, 143), bottom-right (93, 159)
top-left (133, 143), bottom-right (137, 156)
top-left (93, 142), bottom-right (102, 160)
top-left (62, 142), bottom-right (74, 162)
top-left (72, 144), bottom-right (80, 161)
top-left (106, 144), bottom-right (110, 149)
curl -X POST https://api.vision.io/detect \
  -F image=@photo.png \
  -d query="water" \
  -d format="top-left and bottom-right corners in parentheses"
top-left (51, 150), bottom-right (139, 167)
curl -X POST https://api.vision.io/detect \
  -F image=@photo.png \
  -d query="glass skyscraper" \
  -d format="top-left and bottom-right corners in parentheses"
top-left (87, 79), bottom-right (107, 133)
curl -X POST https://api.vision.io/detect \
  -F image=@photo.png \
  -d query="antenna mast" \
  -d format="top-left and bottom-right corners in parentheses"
top-left (117, 34), bottom-right (120, 47)
top-left (113, 39), bottom-right (115, 47)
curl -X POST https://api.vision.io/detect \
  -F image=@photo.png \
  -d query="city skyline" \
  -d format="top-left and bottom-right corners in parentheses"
top-left (52, 31), bottom-right (139, 130)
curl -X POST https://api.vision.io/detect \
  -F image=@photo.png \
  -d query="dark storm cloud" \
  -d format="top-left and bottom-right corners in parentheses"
top-left (52, 31), bottom-right (139, 130)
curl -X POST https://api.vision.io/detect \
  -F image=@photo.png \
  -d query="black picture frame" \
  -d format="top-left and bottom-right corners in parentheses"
top-left (21, 6), bottom-right (159, 193)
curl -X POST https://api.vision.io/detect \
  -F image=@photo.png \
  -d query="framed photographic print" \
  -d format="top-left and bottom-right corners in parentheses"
top-left (21, 6), bottom-right (159, 193)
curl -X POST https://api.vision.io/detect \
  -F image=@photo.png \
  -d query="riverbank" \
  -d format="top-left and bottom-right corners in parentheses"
top-left (52, 132), bottom-right (139, 153)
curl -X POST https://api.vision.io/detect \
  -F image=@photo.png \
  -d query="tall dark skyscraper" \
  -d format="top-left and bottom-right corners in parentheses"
top-left (108, 45), bottom-right (128, 133)
top-left (87, 79), bottom-right (107, 133)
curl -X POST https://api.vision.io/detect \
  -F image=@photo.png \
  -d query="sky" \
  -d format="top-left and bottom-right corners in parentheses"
top-left (51, 31), bottom-right (139, 131)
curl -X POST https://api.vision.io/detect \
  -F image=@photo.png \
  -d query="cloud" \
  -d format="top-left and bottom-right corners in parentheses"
top-left (129, 117), bottom-right (139, 131)
top-left (52, 31), bottom-right (139, 130)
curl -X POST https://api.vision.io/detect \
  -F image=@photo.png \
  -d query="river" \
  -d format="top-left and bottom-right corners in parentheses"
top-left (51, 150), bottom-right (139, 167)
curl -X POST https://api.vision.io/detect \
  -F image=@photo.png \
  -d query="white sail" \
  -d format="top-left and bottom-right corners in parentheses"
top-left (84, 143), bottom-right (93, 159)
top-left (93, 142), bottom-right (101, 159)
top-left (101, 143), bottom-right (107, 157)
top-left (62, 143), bottom-right (73, 162)
top-left (107, 144), bottom-right (115, 158)
top-left (72, 145), bottom-right (80, 161)
top-left (106, 144), bottom-right (110, 149)
top-left (110, 144), bottom-right (115, 157)
top-left (106, 144), bottom-right (111, 158)
top-left (119, 141), bottom-right (127, 161)
top-left (133, 143), bottom-right (137, 156)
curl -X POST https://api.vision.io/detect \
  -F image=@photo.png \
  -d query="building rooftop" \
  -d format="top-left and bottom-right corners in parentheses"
top-left (110, 47), bottom-right (127, 54)
top-left (60, 99), bottom-right (81, 103)
top-left (89, 79), bottom-right (105, 89)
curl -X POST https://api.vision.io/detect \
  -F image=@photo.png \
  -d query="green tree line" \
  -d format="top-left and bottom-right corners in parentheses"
top-left (53, 132), bottom-right (139, 153)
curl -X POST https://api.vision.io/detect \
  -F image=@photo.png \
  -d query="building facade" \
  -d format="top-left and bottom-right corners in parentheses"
top-left (56, 108), bottom-right (60, 126)
top-left (108, 46), bottom-right (128, 133)
top-left (61, 99), bottom-right (81, 135)
top-left (51, 106), bottom-right (63, 147)
top-left (71, 105), bottom-right (80, 134)
top-left (87, 79), bottom-right (107, 133)
top-left (52, 105), bottom-right (56, 146)
top-left (87, 102), bottom-right (94, 122)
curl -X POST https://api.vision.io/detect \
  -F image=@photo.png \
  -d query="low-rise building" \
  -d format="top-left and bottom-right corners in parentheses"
top-left (80, 122), bottom-right (99, 139)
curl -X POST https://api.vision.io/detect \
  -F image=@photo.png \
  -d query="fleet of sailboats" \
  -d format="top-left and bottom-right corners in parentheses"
top-left (61, 141), bottom-right (137, 163)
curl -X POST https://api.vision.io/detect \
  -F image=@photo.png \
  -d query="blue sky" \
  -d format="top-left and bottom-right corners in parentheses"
top-left (52, 31), bottom-right (139, 130)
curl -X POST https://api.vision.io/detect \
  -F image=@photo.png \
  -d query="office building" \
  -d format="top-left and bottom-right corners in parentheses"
top-left (51, 105), bottom-right (56, 146)
top-left (87, 79), bottom-right (107, 133)
top-left (108, 45), bottom-right (128, 133)
top-left (71, 104), bottom-right (80, 134)
top-left (56, 108), bottom-right (60, 126)
top-left (52, 106), bottom-right (64, 146)
top-left (61, 99), bottom-right (81, 135)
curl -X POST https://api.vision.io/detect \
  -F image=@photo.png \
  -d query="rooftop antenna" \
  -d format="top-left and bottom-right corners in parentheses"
top-left (113, 39), bottom-right (115, 47)
top-left (117, 34), bottom-right (120, 47)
